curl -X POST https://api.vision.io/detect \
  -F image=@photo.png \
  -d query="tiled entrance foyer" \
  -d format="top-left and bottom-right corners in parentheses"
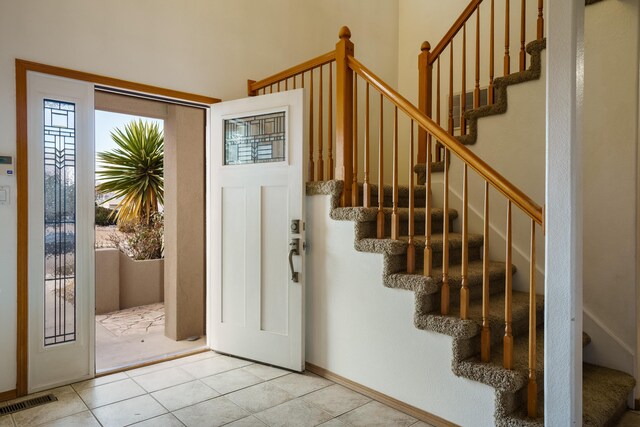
top-left (0, 351), bottom-right (434, 427)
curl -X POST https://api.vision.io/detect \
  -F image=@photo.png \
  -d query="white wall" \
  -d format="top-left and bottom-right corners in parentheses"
top-left (582, 0), bottom-right (639, 378)
top-left (306, 194), bottom-right (495, 427)
top-left (0, 0), bottom-right (399, 394)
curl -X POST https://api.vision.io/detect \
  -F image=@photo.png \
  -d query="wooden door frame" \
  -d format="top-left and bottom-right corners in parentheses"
top-left (14, 59), bottom-right (220, 397)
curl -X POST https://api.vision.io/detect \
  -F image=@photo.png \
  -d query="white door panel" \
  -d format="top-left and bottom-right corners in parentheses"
top-left (209, 90), bottom-right (305, 371)
top-left (27, 72), bottom-right (95, 392)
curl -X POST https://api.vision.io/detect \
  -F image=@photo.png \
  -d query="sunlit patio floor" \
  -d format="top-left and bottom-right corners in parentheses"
top-left (96, 303), bottom-right (206, 373)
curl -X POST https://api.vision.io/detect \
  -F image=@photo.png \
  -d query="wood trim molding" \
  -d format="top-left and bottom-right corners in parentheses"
top-left (0, 389), bottom-right (17, 403)
top-left (305, 362), bottom-right (460, 427)
top-left (15, 59), bottom-right (28, 397)
top-left (15, 58), bottom-right (220, 397)
top-left (15, 60), bottom-right (221, 105)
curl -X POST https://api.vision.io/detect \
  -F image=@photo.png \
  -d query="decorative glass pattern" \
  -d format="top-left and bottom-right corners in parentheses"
top-left (43, 99), bottom-right (76, 346)
top-left (224, 112), bottom-right (286, 165)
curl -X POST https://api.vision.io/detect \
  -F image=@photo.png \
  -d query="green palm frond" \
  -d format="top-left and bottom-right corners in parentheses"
top-left (96, 119), bottom-right (164, 225)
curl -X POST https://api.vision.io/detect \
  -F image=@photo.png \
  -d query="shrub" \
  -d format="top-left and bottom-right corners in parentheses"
top-left (110, 212), bottom-right (164, 260)
top-left (95, 206), bottom-right (117, 226)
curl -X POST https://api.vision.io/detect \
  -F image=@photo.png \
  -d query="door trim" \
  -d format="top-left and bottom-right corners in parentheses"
top-left (15, 59), bottom-right (221, 396)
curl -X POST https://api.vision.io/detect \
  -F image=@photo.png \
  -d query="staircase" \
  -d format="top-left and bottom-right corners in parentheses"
top-left (308, 179), bottom-right (635, 426)
top-left (247, 0), bottom-right (637, 424)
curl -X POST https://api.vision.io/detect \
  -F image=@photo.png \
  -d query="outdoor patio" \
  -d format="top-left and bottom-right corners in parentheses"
top-left (95, 303), bottom-right (206, 373)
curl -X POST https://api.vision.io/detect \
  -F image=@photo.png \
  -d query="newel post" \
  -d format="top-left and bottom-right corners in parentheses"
top-left (418, 41), bottom-right (432, 165)
top-left (335, 26), bottom-right (354, 207)
top-left (247, 79), bottom-right (257, 96)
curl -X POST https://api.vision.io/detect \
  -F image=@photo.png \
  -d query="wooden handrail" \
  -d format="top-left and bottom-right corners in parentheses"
top-left (429, 0), bottom-right (483, 64)
top-left (347, 55), bottom-right (543, 225)
top-left (249, 50), bottom-right (336, 94)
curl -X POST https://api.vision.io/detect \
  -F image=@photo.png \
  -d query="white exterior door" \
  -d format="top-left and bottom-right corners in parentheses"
top-left (27, 73), bottom-right (95, 392)
top-left (209, 89), bottom-right (305, 371)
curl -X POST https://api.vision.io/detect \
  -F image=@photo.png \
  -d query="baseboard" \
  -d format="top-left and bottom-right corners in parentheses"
top-left (0, 389), bottom-right (17, 403)
top-left (305, 362), bottom-right (459, 427)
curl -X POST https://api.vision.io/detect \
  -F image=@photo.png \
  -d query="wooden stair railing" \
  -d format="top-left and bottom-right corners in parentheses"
top-left (418, 0), bottom-right (545, 163)
top-left (249, 25), bottom-right (544, 419)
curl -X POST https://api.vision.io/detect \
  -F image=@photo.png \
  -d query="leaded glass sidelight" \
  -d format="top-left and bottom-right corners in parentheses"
top-left (43, 99), bottom-right (76, 346)
top-left (224, 112), bottom-right (286, 165)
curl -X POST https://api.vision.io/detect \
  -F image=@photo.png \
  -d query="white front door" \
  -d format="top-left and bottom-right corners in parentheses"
top-left (27, 72), bottom-right (95, 392)
top-left (209, 89), bottom-right (305, 371)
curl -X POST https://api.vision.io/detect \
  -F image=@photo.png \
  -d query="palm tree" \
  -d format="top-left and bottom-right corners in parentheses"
top-left (96, 119), bottom-right (164, 225)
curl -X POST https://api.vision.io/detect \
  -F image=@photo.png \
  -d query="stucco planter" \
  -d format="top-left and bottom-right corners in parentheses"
top-left (95, 248), bottom-right (164, 314)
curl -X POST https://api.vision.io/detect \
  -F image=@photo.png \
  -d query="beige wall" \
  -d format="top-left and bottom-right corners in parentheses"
top-left (0, 0), bottom-right (399, 391)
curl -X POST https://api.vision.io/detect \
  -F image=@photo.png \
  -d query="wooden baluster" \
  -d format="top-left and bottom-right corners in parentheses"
top-left (352, 74), bottom-right (359, 207)
top-left (335, 27), bottom-right (354, 206)
top-left (474, 6), bottom-right (481, 109)
top-left (448, 41), bottom-right (454, 134)
top-left (285, 78), bottom-right (288, 91)
top-left (528, 220), bottom-right (537, 417)
top-left (407, 121), bottom-right (416, 273)
top-left (436, 58), bottom-right (442, 162)
top-left (317, 66), bottom-right (324, 181)
top-left (460, 164), bottom-right (469, 319)
top-left (489, 0), bottom-right (495, 104)
top-left (277, 81), bottom-right (281, 92)
top-left (424, 132), bottom-right (433, 278)
top-left (520, 0), bottom-right (526, 72)
top-left (328, 64), bottom-right (334, 179)
top-left (301, 72), bottom-right (305, 89)
top-left (391, 107), bottom-right (399, 240)
top-left (293, 74), bottom-right (297, 89)
top-left (505, 0), bottom-right (511, 75)
top-left (537, 0), bottom-right (544, 40)
top-left (377, 93), bottom-right (385, 239)
top-left (309, 70), bottom-right (315, 181)
top-left (481, 182), bottom-right (491, 362)
top-left (363, 83), bottom-right (371, 207)
top-left (461, 23), bottom-right (467, 135)
top-left (441, 149), bottom-right (450, 315)
top-left (504, 201), bottom-right (513, 369)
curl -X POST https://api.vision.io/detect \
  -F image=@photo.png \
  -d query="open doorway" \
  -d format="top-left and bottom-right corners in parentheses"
top-left (94, 91), bottom-right (207, 373)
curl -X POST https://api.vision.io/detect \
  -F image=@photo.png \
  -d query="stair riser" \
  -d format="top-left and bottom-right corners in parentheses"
top-left (359, 189), bottom-right (427, 209)
top-left (414, 277), bottom-right (506, 314)
top-left (453, 304), bottom-right (545, 362)
top-left (414, 245), bottom-right (482, 269)
top-left (380, 216), bottom-right (452, 237)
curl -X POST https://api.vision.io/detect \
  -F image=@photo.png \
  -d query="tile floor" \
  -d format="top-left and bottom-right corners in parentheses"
top-left (0, 351), bottom-right (435, 427)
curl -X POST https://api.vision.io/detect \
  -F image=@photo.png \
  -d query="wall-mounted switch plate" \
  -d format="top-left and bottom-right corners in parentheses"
top-left (0, 186), bottom-right (9, 205)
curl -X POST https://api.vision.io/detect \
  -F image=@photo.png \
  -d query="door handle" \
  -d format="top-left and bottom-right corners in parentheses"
top-left (289, 238), bottom-right (299, 283)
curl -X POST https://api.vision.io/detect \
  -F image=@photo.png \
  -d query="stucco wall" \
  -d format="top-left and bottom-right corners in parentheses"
top-left (94, 248), bottom-right (164, 314)
top-left (95, 249), bottom-right (120, 315)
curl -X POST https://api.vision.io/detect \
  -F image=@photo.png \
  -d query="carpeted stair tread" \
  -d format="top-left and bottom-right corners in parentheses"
top-left (415, 290), bottom-right (543, 341)
top-left (356, 232), bottom-right (484, 256)
top-left (456, 328), bottom-right (544, 393)
top-left (385, 259), bottom-right (508, 293)
top-left (331, 206), bottom-right (457, 223)
top-left (583, 363), bottom-right (636, 427)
